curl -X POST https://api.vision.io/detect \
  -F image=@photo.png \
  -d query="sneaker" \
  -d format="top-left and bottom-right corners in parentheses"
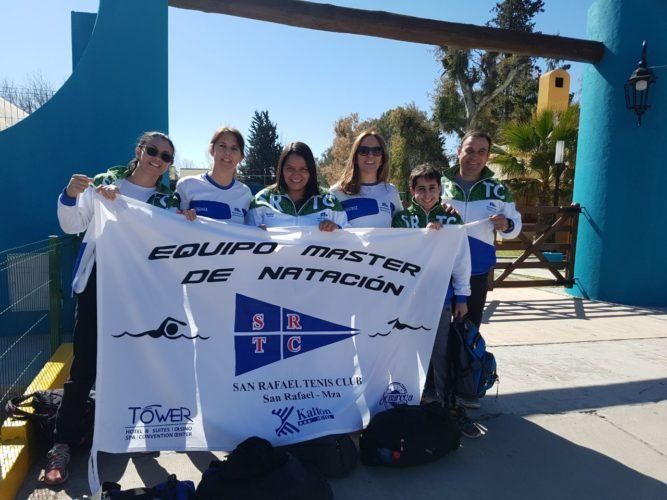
top-left (456, 396), bottom-right (481, 409)
top-left (43, 443), bottom-right (70, 486)
top-left (458, 416), bottom-right (484, 439)
top-left (455, 407), bottom-right (485, 439)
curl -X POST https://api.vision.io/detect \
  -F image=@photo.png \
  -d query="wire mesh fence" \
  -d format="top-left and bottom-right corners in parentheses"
top-left (0, 235), bottom-right (79, 423)
top-left (0, 85), bottom-right (55, 131)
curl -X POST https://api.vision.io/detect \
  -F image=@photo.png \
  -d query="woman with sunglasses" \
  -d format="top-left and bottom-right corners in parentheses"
top-left (330, 130), bottom-right (403, 228)
top-left (248, 141), bottom-right (348, 230)
top-left (45, 131), bottom-right (181, 486)
top-left (176, 126), bottom-right (252, 223)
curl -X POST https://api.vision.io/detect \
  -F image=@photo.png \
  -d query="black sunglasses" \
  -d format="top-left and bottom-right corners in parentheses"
top-left (357, 146), bottom-right (383, 157)
top-left (142, 145), bottom-right (174, 164)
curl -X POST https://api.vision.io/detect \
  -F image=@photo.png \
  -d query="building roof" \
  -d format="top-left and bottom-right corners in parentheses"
top-left (0, 96), bottom-right (29, 132)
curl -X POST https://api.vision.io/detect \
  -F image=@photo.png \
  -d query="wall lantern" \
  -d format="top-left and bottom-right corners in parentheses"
top-left (553, 140), bottom-right (565, 208)
top-left (624, 41), bottom-right (657, 126)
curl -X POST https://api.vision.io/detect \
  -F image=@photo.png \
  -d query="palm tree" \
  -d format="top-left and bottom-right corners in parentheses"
top-left (492, 105), bottom-right (579, 206)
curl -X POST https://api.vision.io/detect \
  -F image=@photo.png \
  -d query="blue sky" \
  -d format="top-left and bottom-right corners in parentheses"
top-left (4, 0), bottom-right (595, 167)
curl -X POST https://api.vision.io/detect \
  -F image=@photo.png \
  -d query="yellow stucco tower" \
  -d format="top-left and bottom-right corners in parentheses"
top-left (537, 69), bottom-right (570, 114)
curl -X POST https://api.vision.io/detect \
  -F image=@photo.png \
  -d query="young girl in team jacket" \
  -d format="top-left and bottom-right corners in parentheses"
top-left (248, 142), bottom-right (348, 230)
top-left (176, 126), bottom-right (252, 224)
top-left (329, 130), bottom-right (403, 228)
top-left (45, 132), bottom-right (181, 486)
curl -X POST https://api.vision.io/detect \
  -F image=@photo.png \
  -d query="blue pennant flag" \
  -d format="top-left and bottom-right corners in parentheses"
top-left (234, 294), bottom-right (358, 375)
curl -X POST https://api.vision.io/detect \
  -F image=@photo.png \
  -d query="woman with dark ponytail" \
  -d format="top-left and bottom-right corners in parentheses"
top-left (44, 131), bottom-right (181, 486)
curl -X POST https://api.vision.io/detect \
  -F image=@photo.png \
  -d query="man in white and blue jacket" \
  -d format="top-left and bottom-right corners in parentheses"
top-left (442, 131), bottom-right (522, 339)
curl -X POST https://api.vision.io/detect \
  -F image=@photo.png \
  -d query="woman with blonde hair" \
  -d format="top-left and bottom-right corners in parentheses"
top-left (329, 130), bottom-right (403, 227)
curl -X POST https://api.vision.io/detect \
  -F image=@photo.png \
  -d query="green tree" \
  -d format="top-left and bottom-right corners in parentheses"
top-left (238, 110), bottom-right (282, 187)
top-left (318, 113), bottom-right (373, 186)
top-left (319, 106), bottom-right (447, 197)
top-left (373, 104), bottom-right (449, 197)
top-left (493, 105), bottom-right (579, 206)
top-left (432, 0), bottom-right (545, 139)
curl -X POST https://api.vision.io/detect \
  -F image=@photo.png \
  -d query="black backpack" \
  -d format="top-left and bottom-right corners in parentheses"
top-left (196, 436), bottom-right (333, 500)
top-left (451, 319), bottom-right (499, 399)
top-left (359, 403), bottom-right (460, 467)
top-left (4, 389), bottom-right (95, 448)
top-left (279, 433), bottom-right (358, 478)
top-left (101, 473), bottom-right (197, 499)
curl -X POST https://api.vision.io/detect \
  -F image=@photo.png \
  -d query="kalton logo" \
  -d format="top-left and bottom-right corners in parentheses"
top-left (272, 406), bottom-right (298, 436)
top-left (234, 294), bottom-right (358, 375)
top-left (113, 317), bottom-right (208, 340)
top-left (272, 406), bottom-right (335, 436)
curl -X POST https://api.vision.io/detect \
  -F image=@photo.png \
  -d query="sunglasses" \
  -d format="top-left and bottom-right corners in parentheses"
top-left (357, 146), bottom-right (383, 157)
top-left (142, 145), bottom-right (174, 164)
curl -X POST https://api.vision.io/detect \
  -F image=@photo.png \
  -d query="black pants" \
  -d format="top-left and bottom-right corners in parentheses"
top-left (423, 305), bottom-right (455, 406)
top-left (54, 269), bottom-right (97, 446)
top-left (467, 273), bottom-right (490, 330)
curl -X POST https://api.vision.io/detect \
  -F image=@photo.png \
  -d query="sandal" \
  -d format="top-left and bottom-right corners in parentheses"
top-left (43, 443), bottom-right (70, 486)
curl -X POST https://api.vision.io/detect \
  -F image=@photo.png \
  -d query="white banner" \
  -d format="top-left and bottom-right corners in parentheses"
top-left (91, 196), bottom-right (465, 455)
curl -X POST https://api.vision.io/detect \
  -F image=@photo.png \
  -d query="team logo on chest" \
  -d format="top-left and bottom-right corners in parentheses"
top-left (234, 294), bottom-right (358, 375)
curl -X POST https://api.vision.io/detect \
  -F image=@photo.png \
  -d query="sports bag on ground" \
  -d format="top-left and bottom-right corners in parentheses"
top-left (101, 473), bottom-right (197, 499)
top-left (451, 318), bottom-right (498, 399)
top-left (4, 388), bottom-right (95, 448)
top-left (196, 436), bottom-right (333, 500)
top-left (359, 403), bottom-right (460, 467)
top-left (278, 433), bottom-right (358, 478)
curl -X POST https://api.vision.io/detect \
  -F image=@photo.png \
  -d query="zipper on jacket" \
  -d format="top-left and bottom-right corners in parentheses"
top-left (280, 193), bottom-right (323, 226)
top-left (452, 177), bottom-right (485, 222)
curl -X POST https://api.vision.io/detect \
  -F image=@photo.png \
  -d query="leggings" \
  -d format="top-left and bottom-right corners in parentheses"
top-left (54, 269), bottom-right (97, 446)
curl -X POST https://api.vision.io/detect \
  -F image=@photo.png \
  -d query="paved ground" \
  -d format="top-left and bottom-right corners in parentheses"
top-left (19, 286), bottom-right (667, 499)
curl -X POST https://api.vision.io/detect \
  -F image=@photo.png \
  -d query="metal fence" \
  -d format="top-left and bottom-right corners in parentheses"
top-left (0, 235), bottom-right (79, 422)
top-left (0, 86), bottom-right (55, 130)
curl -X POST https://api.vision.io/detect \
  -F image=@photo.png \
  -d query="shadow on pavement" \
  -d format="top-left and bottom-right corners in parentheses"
top-left (487, 378), bottom-right (667, 416)
top-left (332, 414), bottom-right (666, 500)
top-left (483, 297), bottom-right (667, 323)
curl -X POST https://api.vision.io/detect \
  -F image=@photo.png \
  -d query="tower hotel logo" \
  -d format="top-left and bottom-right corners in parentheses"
top-left (234, 294), bottom-right (358, 375)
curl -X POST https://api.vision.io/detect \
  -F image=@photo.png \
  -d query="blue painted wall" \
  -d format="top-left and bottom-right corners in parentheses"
top-left (571, 0), bottom-right (666, 306)
top-left (0, 0), bottom-right (168, 250)
top-left (71, 11), bottom-right (97, 69)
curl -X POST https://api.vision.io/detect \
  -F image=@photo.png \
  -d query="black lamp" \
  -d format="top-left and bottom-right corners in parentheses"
top-left (624, 41), bottom-right (657, 126)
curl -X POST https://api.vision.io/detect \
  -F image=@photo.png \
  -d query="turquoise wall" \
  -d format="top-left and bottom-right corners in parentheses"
top-left (71, 11), bottom-right (97, 69)
top-left (572, 0), bottom-right (666, 306)
top-left (0, 0), bottom-right (168, 250)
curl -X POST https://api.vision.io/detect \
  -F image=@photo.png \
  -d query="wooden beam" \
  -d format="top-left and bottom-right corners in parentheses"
top-left (168, 0), bottom-right (605, 63)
